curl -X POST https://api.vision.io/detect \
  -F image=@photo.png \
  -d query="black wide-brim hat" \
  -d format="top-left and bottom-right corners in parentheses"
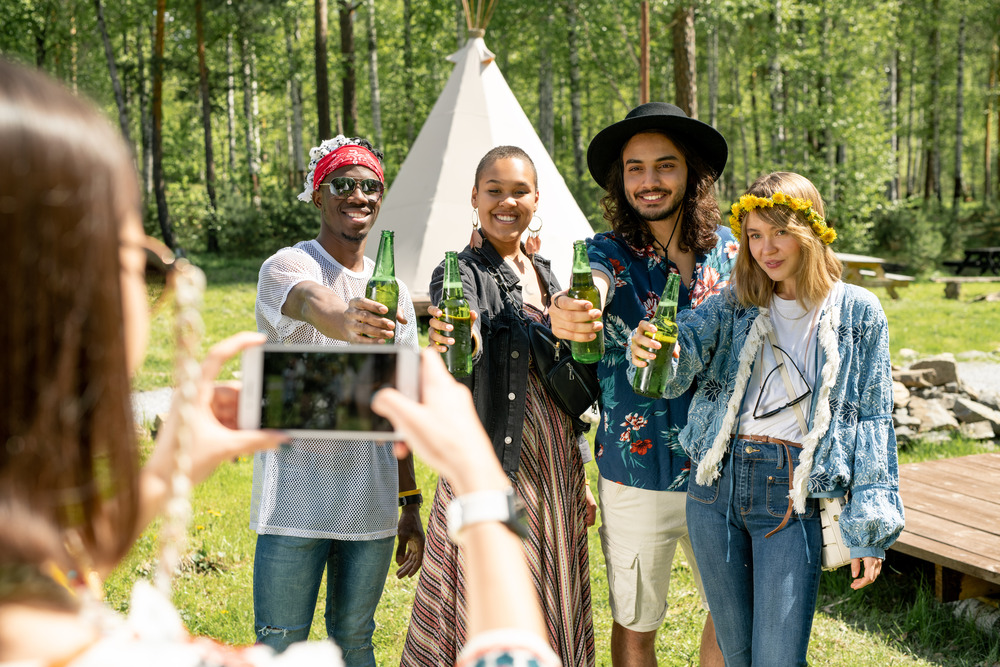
top-left (587, 102), bottom-right (728, 188)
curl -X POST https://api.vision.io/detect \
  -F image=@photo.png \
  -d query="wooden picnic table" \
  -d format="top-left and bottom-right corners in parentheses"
top-left (835, 252), bottom-right (913, 299)
top-left (891, 453), bottom-right (1000, 602)
top-left (944, 247), bottom-right (1000, 276)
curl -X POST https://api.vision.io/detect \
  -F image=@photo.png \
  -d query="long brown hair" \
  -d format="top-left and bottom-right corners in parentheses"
top-left (599, 130), bottom-right (720, 254)
top-left (0, 59), bottom-right (141, 569)
top-left (731, 172), bottom-right (842, 309)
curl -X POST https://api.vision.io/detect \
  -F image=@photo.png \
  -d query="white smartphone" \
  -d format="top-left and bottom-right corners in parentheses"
top-left (238, 343), bottom-right (419, 440)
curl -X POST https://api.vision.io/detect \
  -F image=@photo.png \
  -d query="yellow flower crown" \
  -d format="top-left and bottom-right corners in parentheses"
top-left (728, 191), bottom-right (837, 245)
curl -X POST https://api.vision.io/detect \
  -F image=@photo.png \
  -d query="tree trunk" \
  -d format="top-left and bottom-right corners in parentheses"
top-left (240, 32), bottom-right (261, 206)
top-left (315, 0), bottom-right (331, 140)
top-left (731, 53), bottom-right (749, 192)
top-left (152, 0), bottom-right (175, 249)
top-left (455, 0), bottom-right (464, 48)
top-left (137, 22), bottom-right (153, 196)
top-left (285, 11), bottom-right (305, 183)
top-left (905, 35), bottom-right (917, 197)
top-left (195, 0), bottom-right (219, 252)
top-left (769, 0), bottom-right (786, 161)
top-left (888, 35), bottom-right (899, 202)
top-left (566, 0), bottom-right (585, 184)
top-left (671, 4), bottom-right (697, 118)
top-left (708, 15), bottom-right (719, 129)
top-left (987, 40), bottom-right (997, 201)
top-left (94, 0), bottom-right (134, 155)
top-left (924, 0), bottom-right (942, 203)
top-left (403, 0), bottom-right (415, 143)
top-left (538, 10), bottom-right (555, 155)
top-left (821, 1), bottom-right (835, 200)
top-left (365, 0), bottom-right (382, 148)
top-left (226, 7), bottom-right (237, 179)
top-left (339, 1), bottom-right (358, 137)
top-left (750, 68), bottom-right (762, 167)
top-left (952, 14), bottom-right (965, 214)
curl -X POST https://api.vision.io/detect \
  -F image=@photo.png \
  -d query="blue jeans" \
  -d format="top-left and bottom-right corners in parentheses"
top-left (253, 533), bottom-right (394, 666)
top-left (686, 439), bottom-right (822, 667)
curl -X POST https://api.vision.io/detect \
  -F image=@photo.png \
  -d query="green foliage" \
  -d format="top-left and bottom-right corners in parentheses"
top-left (870, 200), bottom-right (948, 273)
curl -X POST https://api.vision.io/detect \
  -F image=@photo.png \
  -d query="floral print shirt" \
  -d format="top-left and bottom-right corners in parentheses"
top-left (588, 228), bottom-right (738, 491)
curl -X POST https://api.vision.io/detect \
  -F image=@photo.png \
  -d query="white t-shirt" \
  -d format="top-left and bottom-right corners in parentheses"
top-left (249, 240), bottom-right (418, 540)
top-left (739, 283), bottom-right (842, 443)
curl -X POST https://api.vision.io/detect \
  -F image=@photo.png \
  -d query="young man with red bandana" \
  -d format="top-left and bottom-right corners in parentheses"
top-left (249, 136), bottom-right (424, 667)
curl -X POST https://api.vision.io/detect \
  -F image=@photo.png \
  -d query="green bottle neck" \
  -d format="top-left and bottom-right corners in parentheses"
top-left (372, 234), bottom-right (395, 279)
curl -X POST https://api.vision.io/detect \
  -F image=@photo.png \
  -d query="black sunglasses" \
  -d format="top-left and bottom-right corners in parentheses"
top-left (325, 177), bottom-right (385, 200)
top-left (752, 344), bottom-right (812, 420)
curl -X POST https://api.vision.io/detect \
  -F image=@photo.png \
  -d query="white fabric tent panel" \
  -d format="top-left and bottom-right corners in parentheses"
top-left (368, 38), bottom-right (593, 304)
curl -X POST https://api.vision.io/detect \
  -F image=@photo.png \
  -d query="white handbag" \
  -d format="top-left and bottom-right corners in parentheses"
top-left (818, 495), bottom-right (852, 571)
top-left (766, 332), bottom-right (851, 571)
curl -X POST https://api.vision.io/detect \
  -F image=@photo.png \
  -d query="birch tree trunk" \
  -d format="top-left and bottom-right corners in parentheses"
top-left (94, 0), bottom-right (133, 154)
top-left (566, 0), bottom-right (585, 183)
top-left (924, 0), bottom-right (942, 203)
top-left (285, 11), bottom-right (305, 183)
top-left (152, 0), bottom-right (175, 248)
top-left (888, 10), bottom-right (899, 203)
top-left (671, 4), bottom-right (697, 118)
top-left (538, 10), bottom-right (555, 155)
top-left (339, 1), bottom-right (358, 137)
top-left (195, 0), bottom-right (219, 252)
top-left (240, 31), bottom-right (261, 206)
top-left (365, 0), bottom-right (382, 148)
top-left (708, 16), bottom-right (719, 129)
top-left (769, 0), bottom-right (786, 162)
top-left (315, 0), bottom-right (331, 140)
top-left (403, 0), bottom-right (415, 143)
top-left (137, 23), bottom-right (153, 195)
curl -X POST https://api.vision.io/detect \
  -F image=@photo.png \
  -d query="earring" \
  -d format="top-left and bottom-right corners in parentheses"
top-left (525, 214), bottom-right (543, 255)
top-left (470, 208), bottom-right (483, 249)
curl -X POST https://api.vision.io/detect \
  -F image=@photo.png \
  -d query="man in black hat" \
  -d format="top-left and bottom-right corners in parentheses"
top-left (550, 103), bottom-right (738, 667)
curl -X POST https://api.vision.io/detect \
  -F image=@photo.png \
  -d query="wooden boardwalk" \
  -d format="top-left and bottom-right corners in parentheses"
top-left (891, 453), bottom-right (1000, 601)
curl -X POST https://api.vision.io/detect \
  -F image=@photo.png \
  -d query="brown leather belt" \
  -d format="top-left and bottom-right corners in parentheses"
top-left (733, 434), bottom-right (801, 538)
top-left (735, 433), bottom-right (802, 449)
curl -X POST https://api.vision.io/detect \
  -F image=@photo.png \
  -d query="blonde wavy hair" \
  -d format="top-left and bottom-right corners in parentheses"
top-left (731, 172), bottom-right (842, 309)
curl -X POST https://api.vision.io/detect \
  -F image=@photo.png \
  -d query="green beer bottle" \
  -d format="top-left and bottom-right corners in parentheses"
top-left (632, 272), bottom-right (680, 398)
top-left (438, 251), bottom-right (472, 378)
top-left (366, 230), bottom-right (399, 341)
top-left (568, 240), bottom-right (604, 364)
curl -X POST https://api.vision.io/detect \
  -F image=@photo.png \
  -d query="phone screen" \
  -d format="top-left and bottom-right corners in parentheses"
top-left (258, 349), bottom-right (397, 433)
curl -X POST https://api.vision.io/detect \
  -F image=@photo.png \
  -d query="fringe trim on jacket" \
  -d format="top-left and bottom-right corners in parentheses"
top-left (693, 304), bottom-right (844, 515)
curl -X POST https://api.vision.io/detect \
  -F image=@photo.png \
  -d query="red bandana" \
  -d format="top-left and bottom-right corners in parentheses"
top-left (312, 145), bottom-right (384, 190)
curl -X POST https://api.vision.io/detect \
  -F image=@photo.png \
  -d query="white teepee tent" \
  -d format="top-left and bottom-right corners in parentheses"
top-left (366, 32), bottom-right (594, 309)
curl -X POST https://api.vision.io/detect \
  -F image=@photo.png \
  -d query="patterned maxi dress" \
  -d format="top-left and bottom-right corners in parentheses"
top-left (400, 305), bottom-right (595, 667)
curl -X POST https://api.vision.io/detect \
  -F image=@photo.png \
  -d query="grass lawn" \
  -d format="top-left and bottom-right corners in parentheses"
top-left (112, 260), bottom-right (1000, 665)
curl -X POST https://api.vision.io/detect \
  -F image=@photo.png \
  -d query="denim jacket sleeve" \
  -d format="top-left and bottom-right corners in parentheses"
top-left (838, 305), bottom-right (905, 559)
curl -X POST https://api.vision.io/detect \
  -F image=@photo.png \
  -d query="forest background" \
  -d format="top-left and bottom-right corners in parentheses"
top-left (2, 0), bottom-right (1000, 271)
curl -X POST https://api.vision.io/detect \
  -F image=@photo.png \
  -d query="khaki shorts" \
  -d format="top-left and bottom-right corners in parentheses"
top-left (597, 475), bottom-right (708, 632)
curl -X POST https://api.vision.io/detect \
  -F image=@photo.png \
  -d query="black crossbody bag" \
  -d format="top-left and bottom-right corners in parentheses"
top-left (489, 266), bottom-right (600, 419)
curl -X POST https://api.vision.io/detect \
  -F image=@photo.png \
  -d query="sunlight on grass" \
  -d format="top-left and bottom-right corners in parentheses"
top-left (119, 261), bottom-right (1000, 665)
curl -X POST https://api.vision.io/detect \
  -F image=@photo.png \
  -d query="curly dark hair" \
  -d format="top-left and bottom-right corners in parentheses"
top-left (599, 131), bottom-right (720, 254)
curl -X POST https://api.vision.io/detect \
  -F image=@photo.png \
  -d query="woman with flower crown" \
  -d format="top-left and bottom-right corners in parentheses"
top-left (629, 171), bottom-right (904, 666)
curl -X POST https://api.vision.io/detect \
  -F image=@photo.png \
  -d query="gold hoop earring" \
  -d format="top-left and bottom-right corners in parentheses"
top-left (527, 215), bottom-right (543, 236)
top-left (471, 208), bottom-right (480, 230)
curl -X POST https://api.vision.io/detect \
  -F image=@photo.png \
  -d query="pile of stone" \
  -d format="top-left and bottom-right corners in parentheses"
top-left (892, 353), bottom-right (1000, 444)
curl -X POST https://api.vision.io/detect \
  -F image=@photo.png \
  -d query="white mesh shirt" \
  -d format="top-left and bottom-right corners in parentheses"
top-left (249, 239), bottom-right (419, 540)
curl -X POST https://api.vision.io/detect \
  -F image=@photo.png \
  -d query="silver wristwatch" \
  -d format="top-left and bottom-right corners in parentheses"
top-left (446, 487), bottom-right (527, 545)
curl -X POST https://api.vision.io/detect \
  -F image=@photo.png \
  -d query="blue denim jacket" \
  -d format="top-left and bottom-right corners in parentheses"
top-left (645, 282), bottom-right (905, 559)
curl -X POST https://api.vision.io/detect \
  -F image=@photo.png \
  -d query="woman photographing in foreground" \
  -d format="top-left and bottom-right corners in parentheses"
top-left (630, 172), bottom-right (904, 666)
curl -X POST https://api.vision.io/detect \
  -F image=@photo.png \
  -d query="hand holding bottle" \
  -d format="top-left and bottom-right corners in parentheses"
top-left (427, 306), bottom-right (479, 352)
top-left (630, 319), bottom-right (680, 366)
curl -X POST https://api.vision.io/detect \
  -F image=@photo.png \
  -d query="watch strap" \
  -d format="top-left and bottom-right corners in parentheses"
top-left (446, 488), bottom-right (526, 544)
